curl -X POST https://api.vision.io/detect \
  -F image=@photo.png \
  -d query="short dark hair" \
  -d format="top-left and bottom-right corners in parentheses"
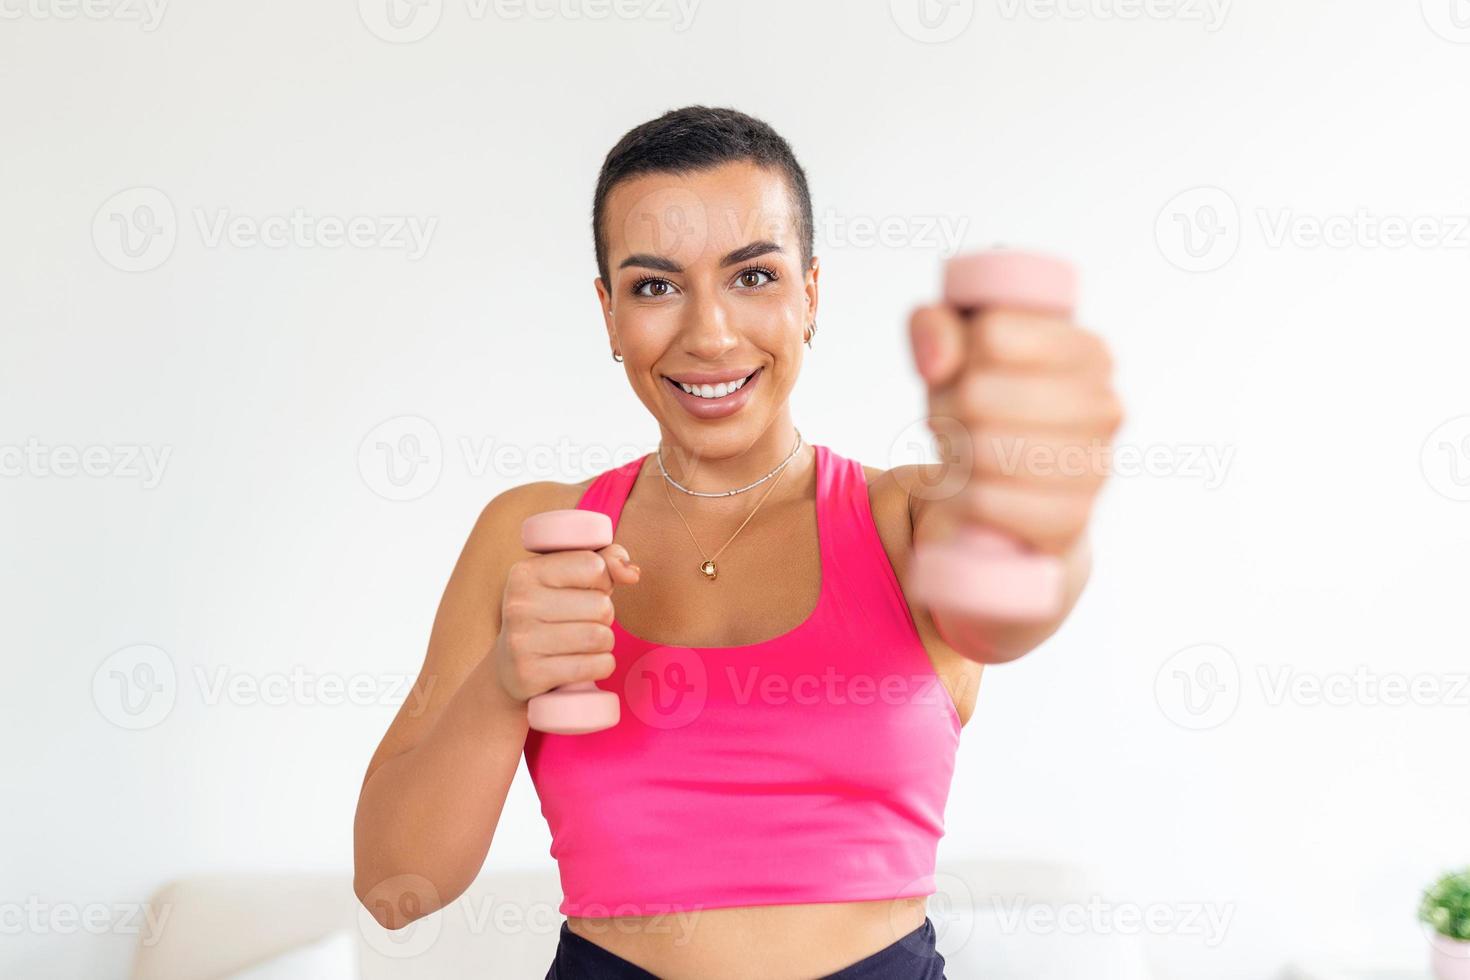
top-left (591, 105), bottom-right (814, 288)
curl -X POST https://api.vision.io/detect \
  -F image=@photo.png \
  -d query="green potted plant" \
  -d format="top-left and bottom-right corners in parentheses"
top-left (1421, 867), bottom-right (1470, 980)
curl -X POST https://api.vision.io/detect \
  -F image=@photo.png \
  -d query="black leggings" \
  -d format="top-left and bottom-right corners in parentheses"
top-left (544, 916), bottom-right (947, 979)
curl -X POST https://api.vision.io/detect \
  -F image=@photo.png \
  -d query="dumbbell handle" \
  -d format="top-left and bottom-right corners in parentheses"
top-left (908, 249), bottom-right (1078, 627)
top-left (519, 509), bottom-right (621, 735)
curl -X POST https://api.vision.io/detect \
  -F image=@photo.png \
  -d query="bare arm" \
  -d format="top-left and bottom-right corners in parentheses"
top-left (352, 483), bottom-right (546, 929)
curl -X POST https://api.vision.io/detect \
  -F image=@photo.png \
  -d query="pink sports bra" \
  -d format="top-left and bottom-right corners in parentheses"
top-left (523, 443), bottom-right (962, 918)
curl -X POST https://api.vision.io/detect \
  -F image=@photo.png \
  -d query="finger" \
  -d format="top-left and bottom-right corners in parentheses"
top-left (528, 585), bottom-right (617, 626)
top-left (909, 304), bottom-right (968, 388)
top-left (520, 620), bottom-right (616, 657)
top-left (941, 370), bottom-right (1124, 432)
top-left (531, 549), bottom-right (615, 591)
top-left (960, 425), bottom-right (1114, 492)
top-left (599, 543), bottom-right (641, 585)
top-left (955, 480), bottom-right (1096, 555)
top-left (966, 310), bottom-right (1113, 376)
top-left (535, 651), bottom-right (617, 691)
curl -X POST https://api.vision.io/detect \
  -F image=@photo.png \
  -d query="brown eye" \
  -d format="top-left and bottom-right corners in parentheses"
top-left (736, 267), bottom-right (775, 289)
top-left (633, 278), bottom-right (675, 298)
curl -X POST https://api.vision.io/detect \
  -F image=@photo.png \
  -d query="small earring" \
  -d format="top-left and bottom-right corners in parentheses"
top-left (612, 350), bottom-right (624, 362)
top-left (805, 321), bottom-right (818, 348)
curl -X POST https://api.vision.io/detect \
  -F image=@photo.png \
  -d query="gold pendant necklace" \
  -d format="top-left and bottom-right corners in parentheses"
top-left (660, 434), bottom-right (802, 581)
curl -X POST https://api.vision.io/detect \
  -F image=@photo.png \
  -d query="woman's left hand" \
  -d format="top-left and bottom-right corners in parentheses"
top-left (906, 300), bottom-right (1125, 562)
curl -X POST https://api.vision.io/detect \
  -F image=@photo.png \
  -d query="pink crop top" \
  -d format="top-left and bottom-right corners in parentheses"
top-left (522, 443), bottom-right (962, 918)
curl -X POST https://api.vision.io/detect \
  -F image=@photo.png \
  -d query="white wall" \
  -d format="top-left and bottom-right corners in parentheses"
top-left (4, 1), bottom-right (1468, 977)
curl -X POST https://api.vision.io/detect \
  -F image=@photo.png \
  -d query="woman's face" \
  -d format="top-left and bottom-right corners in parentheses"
top-left (595, 160), bottom-right (818, 456)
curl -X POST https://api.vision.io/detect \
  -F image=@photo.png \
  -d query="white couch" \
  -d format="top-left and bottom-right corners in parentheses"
top-left (129, 859), bottom-right (1157, 979)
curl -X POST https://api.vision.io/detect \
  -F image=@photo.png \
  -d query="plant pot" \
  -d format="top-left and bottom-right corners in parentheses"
top-left (1430, 934), bottom-right (1470, 980)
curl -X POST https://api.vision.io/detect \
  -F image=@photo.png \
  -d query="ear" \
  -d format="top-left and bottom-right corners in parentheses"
top-left (594, 275), bottom-right (618, 353)
top-left (804, 255), bottom-right (821, 325)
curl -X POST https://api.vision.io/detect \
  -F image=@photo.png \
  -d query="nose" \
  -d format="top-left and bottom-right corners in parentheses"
top-left (678, 288), bottom-right (740, 361)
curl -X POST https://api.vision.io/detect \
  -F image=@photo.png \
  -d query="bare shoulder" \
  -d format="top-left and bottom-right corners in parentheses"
top-left (473, 478), bottom-right (585, 551)
top-left (861, 463), bottom-right (982, 729)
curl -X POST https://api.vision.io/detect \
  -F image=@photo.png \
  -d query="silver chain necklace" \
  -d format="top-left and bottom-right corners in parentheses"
top-left (657, 429), bottom-right (805, 498)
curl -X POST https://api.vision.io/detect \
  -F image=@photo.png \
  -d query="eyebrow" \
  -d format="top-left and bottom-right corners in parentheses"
top-left (617, 240), bottom-right (785, 274)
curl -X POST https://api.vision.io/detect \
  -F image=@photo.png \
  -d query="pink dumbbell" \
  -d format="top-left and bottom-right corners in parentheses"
top-left (519, 509), bottom-right (621, 735)
top-left (907, 249), bottom-right (1078, 623)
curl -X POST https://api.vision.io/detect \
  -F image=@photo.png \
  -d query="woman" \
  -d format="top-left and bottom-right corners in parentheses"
top-left (353, 105), bottom-right (1121, 979)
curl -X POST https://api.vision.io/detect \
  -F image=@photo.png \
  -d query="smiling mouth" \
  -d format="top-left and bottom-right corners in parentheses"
top-left (662, 367), bottom-right (761, 400)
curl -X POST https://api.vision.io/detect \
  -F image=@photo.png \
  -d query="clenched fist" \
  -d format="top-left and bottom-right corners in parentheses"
top-left (906, 252), bottom-right (1123, 639)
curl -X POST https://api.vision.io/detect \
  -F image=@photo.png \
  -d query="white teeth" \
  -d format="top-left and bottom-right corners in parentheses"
top-left (677, 374), bottom-right (749, 399)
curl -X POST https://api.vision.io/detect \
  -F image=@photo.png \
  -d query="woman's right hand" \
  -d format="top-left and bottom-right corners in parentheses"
top-left (491, 542), bottom-right (641, 704)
